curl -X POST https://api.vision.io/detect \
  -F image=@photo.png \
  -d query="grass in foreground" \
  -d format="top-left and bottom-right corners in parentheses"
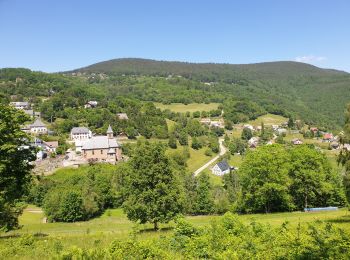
top-left (7, 205), bottom-right (350, 238)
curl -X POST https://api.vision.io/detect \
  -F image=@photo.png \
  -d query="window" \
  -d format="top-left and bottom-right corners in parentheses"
top-left (92, 150), bottom-right (94, 155)
top-left (101, 150), bottom-right (103, 154)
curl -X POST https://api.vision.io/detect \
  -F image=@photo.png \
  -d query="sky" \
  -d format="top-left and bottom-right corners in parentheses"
top-left (0, 0), bottom-right (349, 72)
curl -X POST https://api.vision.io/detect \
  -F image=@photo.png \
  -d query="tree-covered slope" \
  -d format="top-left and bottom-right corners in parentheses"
top-left (71, 58), bottom-right (350, 128)
top-left (72, 58), bottom-right (347, 82)
top-left (1, 58), bottom-right (350, 129)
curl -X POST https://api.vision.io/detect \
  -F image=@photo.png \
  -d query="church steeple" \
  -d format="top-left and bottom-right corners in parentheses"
top-left (107, 125), bottom-right (113, 138)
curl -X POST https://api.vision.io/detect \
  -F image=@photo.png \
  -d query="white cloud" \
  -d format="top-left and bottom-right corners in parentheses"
top-left (295, 55), bottom-right (327, 63)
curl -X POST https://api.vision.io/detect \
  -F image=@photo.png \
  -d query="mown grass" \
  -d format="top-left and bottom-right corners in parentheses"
top-left (154, 102), bottom-right (220, 113)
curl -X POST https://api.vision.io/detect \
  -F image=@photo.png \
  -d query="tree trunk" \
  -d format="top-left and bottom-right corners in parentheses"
top-left (154, 221), bottom-right (159, 231)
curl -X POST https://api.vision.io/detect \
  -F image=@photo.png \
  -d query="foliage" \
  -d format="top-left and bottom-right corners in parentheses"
top-left (28, 165), bottom-right (123, 222)
top-left (194, 173), bottom-right (214, 214)
top-left (237, 145), bottom-right (346, 213)
top-left (122, 141), bottom-right (185, 229)
top-left (0, 105), bottom-right (35, 231)
top-left (241, 127), bottom-right (253, 140)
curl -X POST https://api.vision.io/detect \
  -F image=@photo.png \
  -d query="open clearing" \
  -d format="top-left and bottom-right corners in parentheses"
top-left (155, 102), bottom-right (220, 113)
top-left (248, 113), bottom-right (287, 126)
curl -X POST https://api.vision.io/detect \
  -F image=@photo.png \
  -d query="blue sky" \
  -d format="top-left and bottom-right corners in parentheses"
top-left (0, 0), bottom-right (349, 72)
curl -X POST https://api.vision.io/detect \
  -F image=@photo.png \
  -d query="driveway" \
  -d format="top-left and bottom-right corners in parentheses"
top-left (193, 138), bottom-right (226, 176)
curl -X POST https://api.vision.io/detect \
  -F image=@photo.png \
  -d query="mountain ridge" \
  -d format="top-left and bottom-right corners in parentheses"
top-left (68, 58), bottom-right (348, 81)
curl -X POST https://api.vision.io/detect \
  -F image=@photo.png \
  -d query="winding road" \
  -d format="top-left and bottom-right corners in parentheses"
top-left (193, 138), bottom-right (226, 176)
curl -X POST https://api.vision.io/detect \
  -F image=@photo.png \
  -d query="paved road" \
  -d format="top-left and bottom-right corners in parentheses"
top-left (193, 138), bottom-right (226, 176)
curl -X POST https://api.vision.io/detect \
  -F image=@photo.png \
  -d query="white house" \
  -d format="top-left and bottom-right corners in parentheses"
top-left (200, 118), bottom-right (211, 125)
top-left (211, 160), bottom-right (231, 176)
top-left (277, 128), bottom-right (287, 135)
top-left (70, 127), bottom-right (92, 141)
top-left (43, 141), bottom-right (59, 153)
top-left (243, 124), bottom-right (254, 131)
top-left (84, 101), bottom-right (98, 108)
top-left (248, 137), bottom-right (259, 148)
top-left (70, 127), bottom-right (92, 153)
top-left (10, 101), bottom-right (30, 110)
top-left (117, 113), bottom-right (129, 120)
top-left (292, 138), bottom-right (303, 145)
top-left (29, 119), bottom-right (47, 135)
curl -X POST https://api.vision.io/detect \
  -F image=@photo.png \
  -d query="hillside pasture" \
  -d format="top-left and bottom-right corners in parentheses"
top-left (154, 102), bottom-right (220, 113)
top-left (248, 113), bottom-right (287, 126)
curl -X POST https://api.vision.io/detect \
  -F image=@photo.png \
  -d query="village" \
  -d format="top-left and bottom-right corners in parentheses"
top-left (9, 100), bottom-right (348, 177)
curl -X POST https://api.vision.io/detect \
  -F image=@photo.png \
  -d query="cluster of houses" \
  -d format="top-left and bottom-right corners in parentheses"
top-left (10, 101), bottom-right (41, 119)
top-left (32, 138), bottom-right (59, 160)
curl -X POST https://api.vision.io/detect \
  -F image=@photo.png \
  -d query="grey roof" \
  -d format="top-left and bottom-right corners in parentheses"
top-left (107, 125), bottom-right (113, 133)
top-left (82, 136), bottom-right (120, 150)
top-left (71, 127), bottom-right (90, 134)
top-left (11, 101), bottom-right (29, 106)
top-left (30, 119), bottom-right (46, 128)
top-left (216, 160), bottom-right (230, 172)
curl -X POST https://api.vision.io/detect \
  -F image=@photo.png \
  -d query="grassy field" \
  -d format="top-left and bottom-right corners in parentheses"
top-left (6, 206), bottom-right (350, 239)
top-left (248, 113), bottom-right (287, 126)
top-left (154, 102), bottom-right (220, 113)
top-left (166, 143), bottom-right (215, 173)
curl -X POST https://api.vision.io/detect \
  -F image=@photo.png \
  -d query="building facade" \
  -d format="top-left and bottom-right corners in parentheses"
top-left (81, 125), bottom-right (122, 163)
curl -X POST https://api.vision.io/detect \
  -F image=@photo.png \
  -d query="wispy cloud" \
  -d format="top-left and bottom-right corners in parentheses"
top-left (295, 55), bottom-right (327, 63)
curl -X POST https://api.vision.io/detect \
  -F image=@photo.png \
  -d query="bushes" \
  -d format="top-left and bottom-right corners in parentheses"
top-left (44, 189), bottom-right (85, 222)
top-left (5, 213), bottom-right (349, 259)
top-left (29, 165), bottom-right (123, 222)
top-left (236, 144), bottom-right (347, 213)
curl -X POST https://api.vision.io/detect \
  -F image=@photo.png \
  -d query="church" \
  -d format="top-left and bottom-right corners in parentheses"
top-left (81, 125), bottom-right (122, 164)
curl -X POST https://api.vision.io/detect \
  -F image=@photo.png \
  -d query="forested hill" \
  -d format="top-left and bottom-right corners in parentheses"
top-left (1, 58), bottom-right (350, 129)
top-left (69, 58), bottom-right (350, 129)
top-left (71, 58), bottom-right (348, 82)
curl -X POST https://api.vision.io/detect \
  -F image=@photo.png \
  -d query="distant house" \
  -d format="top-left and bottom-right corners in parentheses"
top-left (29, 119), bottom-right (47, 135)
top-left (200, 118), bottom-right (211, 125)
top-left (70, 127), bottom-right (92, 141)
top-left (71, 127), bottom-right (92, 153)
top-left (210, 119), bottom-right (224, 128)
top-left (248, 137), bottom-right (259, 148)
top-left (116, 132), bottom-right (128, 140)
top-left (292, 138), bottom-right (303, 145)
top-left (330, 141), bottom-right (339, 150)
top-left (23, 110), bottom-right (41, 119)
top-left (10, 101), bottom-right (30, 110)
top-left (243, 124), bottom-right (254, 131)
top-left (310, 127), bottom-right (318, 133)
top-left (43, 141), bottom-right (59, 153)
top-left (211, 160), bottom-right (231, 176)
top-left (82, 125), bottom-right (122, 164)
top-left (277, 128), bottom-right (287, 135)
top-left (84, 101), bottom-right (98, 108)
top-left (117, 113), bottom-right (129, 120)
top-left (343, 144), bottom-right (350, 151)
top-left (323, 133), bottom-right (334, 142)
